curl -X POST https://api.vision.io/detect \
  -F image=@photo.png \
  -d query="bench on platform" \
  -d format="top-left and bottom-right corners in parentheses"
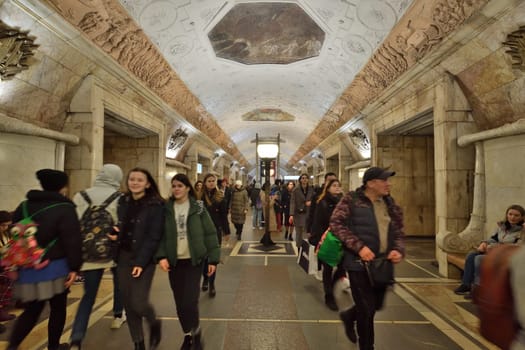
top-left (447, 253), bottom-right (467, 271)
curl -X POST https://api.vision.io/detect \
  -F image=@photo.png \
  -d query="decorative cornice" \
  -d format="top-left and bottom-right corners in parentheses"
top-left (41, 0), bottom-right (248, 167)
top-left (503, 25), bottom-right (525, 72)
top-left (0, 20), bottom-right (38, 80)
top-left (287, 0), bottom-right (488, 166)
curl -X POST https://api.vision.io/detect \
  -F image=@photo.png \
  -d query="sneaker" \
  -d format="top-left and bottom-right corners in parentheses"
top-left (110, 313), bottom-right (127, 329)
top-left (69, 341), bottom-right (81, 350)
top-left (454, 284), bottom-right (471, 295)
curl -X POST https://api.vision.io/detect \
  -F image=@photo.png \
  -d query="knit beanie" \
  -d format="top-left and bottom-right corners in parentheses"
top-left (36, 169), bottom-right (69, 191)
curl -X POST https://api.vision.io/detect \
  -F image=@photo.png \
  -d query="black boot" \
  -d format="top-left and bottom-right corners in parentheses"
top-left (339, 308), bottom-right (357, 343)
top-left (149, 319), bottom-right (162, 350)
top-left (201, 278), bottom-right (209, 292)
top-left (209, 281), bottom-right (216, 298)
top-left (134, 340), bottom-right (145, 350)
top-left (180, 334), bottom-right (192, 350)
top-left (284, 231), bottom-right (288, 239)
top-left (191, 328), bottom-right (203, 350)
top-left (325, 294), bottom-right (338, 311)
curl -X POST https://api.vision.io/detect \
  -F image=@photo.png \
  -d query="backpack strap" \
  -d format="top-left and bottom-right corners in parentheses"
top-left (99, 191), bottom-right (121, 210)
top-left (80, 190), bottom-right (92, 205)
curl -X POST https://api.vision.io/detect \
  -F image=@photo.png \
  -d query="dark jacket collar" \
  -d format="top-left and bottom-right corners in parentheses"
top-left (26, 190), bottom-right (73, 203)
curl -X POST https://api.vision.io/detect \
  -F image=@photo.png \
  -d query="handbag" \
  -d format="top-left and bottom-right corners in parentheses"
top-left (363, 257), bottom-right (395, 287)
top-left (316, 230), bottom-right (343, 267)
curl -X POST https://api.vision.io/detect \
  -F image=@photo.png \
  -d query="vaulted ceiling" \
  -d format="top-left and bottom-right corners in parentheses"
top-left (117, 0), bottom-right (413, 169)
top-left (34, 0), bottom-right (490, 172)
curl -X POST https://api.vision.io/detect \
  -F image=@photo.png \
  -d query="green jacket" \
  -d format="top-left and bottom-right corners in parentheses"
top-left (156, 197), bottom-right (220, 266)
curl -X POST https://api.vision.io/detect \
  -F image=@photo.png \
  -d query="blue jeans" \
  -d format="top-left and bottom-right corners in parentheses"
top-left (462, 251), bottom-right (483, 286)
top-left (473, 254), bottom-right (485, 285)
top-left (252, 207), bottom-right (263, 227)
top-left (70, 269), bottom-right (105, 342)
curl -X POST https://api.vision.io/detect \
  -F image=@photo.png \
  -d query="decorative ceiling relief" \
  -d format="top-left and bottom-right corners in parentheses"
top-left (287, 0), bottom-right (488, 166)
top-left (208, 3), bottom-right (325, 65)
top-left (43, 0), bottom-right (248, 167)
top-left (503, 26), bottom-right (525, 72)
top-left (166, 127), bottom-right (189, 159)
top-left (348, 129), bottom-right (370, 154)
top-left (242, 109), bottom-right (295, 122)
top-left (0, 20), bottom-right (38, 80)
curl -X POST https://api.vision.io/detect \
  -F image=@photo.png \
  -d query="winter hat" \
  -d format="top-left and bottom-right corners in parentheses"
top-left (36, 169), bottom-right (69, 191)
top-left (235, 180), bottom-right (242, 186)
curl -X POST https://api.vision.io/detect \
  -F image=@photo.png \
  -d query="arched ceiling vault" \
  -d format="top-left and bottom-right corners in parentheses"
top-left (40, 0), bottom-right (488, 170)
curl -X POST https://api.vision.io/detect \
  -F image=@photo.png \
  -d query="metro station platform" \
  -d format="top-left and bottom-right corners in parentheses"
top-left (0, 229), bottom-right (497, 350)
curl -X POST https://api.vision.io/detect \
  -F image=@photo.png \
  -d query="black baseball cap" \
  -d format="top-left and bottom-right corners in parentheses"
top-left (362, 167), bottom-right (395, 184)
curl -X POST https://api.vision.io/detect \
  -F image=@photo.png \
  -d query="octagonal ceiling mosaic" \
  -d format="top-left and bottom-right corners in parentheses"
top-left (208, 3), bottom-right (325, 65)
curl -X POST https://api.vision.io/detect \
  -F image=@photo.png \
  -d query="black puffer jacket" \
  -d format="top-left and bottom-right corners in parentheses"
top-left (309, 193), bottom-right (342, 246)
top-left (116, 194), bottom-right (164, 268)
top-left (11, 190), bottom-right (83, 271)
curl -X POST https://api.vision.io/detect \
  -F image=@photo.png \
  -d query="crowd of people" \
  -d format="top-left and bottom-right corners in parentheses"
top-left (0, 165), bottom-right (522, 350)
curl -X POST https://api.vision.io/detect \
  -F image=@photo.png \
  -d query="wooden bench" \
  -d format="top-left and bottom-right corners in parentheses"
top-left (447, 253), bottom-right (467, 271)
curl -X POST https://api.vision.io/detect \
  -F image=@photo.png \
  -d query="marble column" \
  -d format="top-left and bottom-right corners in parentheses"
top-left (434, 73), bottom-right (478, 277)
top-left (62, 75), bottom-right (104, 197)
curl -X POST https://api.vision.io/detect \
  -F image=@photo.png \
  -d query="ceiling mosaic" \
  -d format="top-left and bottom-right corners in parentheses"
top-left (208, 3), bottom-right (324, 65)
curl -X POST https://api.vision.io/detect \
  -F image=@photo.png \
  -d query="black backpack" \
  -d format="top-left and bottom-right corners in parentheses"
top-left (79, 191), bottom-right (121, 263)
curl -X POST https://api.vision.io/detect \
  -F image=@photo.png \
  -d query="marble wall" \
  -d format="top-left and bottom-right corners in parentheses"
top-left (484, 134), bottom-right (525, 233)
top-left (0, 133), bottom-right (65, 211)
top-left (377, 135), bottom-right (436, 236)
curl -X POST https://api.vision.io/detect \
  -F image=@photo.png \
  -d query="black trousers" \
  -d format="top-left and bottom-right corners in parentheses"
top-left (168, 259), bottom-right (202, 333)
top-left (347, 270), bottom-right (387, 350)
top-left (8, 290), bottom-right (68, 350)
top-left (321, 261), bottom-right (346, 297)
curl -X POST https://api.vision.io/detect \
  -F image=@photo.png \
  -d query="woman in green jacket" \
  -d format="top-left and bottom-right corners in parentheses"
top-left (157, 174), bottom-right (220, 350)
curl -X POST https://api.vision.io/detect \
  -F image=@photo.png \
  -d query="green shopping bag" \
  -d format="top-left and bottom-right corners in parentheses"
top-left (316, 230), bottom-right (343, 267)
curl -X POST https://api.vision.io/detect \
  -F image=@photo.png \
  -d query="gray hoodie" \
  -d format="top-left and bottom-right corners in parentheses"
top-left (73, 164), bottom-right (123, 271)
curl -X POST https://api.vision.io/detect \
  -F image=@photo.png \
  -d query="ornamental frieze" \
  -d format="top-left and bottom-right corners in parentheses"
top-left (0, 20), bottom-right (38, 80)
top-left (503, 25), bottom-right (525, 72)
top-left (43, 0), bottom-right (247, 167)
top-left (288, 0), bottom-right (488, 166)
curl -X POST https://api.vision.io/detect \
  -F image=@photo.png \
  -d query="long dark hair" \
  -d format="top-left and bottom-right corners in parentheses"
top-left (126, 167), bottom-right (163, 201)
top-left (171, 173), bottom-right (196, 199)
top-left (317, 179), bottom-right (341, 203)
top-left (504, 204), bottom-right (525, 228)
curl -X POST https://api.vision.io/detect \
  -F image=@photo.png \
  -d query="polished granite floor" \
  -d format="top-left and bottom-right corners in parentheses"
top-left (0, 225), bottom-right (499, 350)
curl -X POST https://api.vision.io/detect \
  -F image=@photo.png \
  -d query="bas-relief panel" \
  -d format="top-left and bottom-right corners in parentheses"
top-left (288, 0), bottom-right (489, 166)
top-left (41, 0), bottom-right (248, 167)
top-left (208, 3), bottom-right (324, 65)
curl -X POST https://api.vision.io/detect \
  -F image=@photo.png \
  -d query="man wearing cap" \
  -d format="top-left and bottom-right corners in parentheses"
top-left (330, 166), bottom-right (405, 350)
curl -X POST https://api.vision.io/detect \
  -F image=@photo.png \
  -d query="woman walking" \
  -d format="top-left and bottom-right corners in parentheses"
top-left (157, 174), bottom-right (220, 350)
top-left (198, 174), bottom-right (228, 297)
top-left (115, 168), bottom-right (164, 350)
top-left (6, 169), bottom-right (82, 350)
top-left (229, 180), bottom-right (249, 240)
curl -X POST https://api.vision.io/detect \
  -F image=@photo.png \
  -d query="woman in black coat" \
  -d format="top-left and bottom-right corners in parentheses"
top-left (7, 169), bottom-right (82, 350)
top-left (310, 179), bottom-right (343, 311)
top-left (114, 168), bottom-right (164, 350)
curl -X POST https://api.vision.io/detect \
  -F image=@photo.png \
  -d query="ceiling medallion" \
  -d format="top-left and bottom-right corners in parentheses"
top-left (0, 20), bottom-right (38, 80)
top-left (167, 127), bottom-right (189, 152)
top-left (209, 3), bottom-right (325, 65)
top-left (503, 25), bottom-right (525, 72)
top-left (348, 129), bottom-right (370, 152)
top-left (242, 108), bottom-right (295, 121)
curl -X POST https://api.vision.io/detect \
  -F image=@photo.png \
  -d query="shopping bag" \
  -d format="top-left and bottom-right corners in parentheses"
top-left (297, 239), bottom-right (317, 275)
top-left (316, 230), bottom-right (343, 267)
